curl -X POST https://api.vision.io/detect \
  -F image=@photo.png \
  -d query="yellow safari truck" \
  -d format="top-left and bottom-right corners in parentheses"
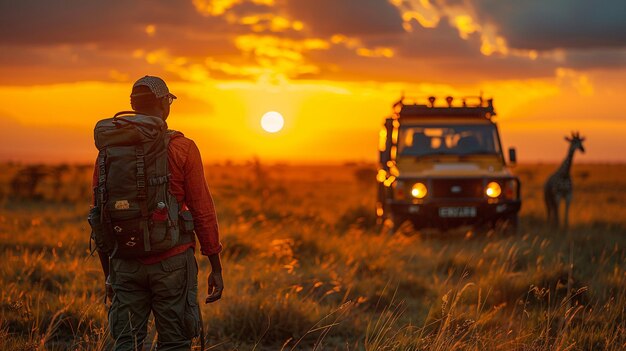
top-left (376, 96), bottom-right (521, 232)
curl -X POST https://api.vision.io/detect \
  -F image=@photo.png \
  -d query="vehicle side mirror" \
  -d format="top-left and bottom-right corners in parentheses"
top-left (508, 147), bottom-right (517, 165)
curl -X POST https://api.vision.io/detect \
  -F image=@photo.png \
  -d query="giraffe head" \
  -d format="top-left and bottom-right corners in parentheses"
top-left (565, 131), bottom-right (585, 153)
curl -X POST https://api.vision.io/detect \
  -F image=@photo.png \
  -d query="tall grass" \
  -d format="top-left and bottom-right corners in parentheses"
top-left (0, 162), bottom-right (624, 350)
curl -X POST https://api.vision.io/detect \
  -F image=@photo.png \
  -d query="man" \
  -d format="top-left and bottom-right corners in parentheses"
top-left (93, 76), bottom-right (224, 350)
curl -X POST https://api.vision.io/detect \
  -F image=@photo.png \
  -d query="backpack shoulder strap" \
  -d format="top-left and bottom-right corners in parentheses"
top-left (96, 150), bottom-right (107, 208)
top-left (113, 110), bottom-right (140, 118)
top-left (149, 131), bottom-right (171, 187)
top-left (134, 143), bottom-right (151, 251)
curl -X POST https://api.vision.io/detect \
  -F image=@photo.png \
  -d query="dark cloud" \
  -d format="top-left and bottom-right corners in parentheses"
top-left (0, 0), bottom-right (242, 54)
top-left (304, 20), bottom-right (556, 84)
top-left (394, 21), bottom-right (481, 59)
top-left (308, 48), bottom-right (556, 85)
top-left (0, 0), bottom-right (241, 84)
top-left (0, 0), bottom-right (624, 86)
top-left (0, 1), bottom-right (191, 46)
top-left (228, 2), bottom-right (274, 17)
top-left (284, 0), bottom-right (404, 36)
top-left (136, 28), bottom-right (240, 58)
top-left (562, 48), bottom-right (626, 70)
top-left (469, 0), bottom-right (626, 51)
top-left (0, 44), bottom-right (158, 85)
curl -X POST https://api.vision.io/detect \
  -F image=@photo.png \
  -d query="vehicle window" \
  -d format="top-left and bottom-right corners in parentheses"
top-left (398, 124), bottom-right (501, 156)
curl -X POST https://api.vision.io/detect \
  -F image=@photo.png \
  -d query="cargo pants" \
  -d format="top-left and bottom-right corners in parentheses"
top-left (108, 248), bottom-right (201, 351)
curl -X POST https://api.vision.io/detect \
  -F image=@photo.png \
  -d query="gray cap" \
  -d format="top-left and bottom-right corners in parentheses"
top-left (132, 75), bottom-right (177, 99)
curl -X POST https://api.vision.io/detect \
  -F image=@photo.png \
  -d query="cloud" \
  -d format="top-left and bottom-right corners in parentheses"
top-left (284, 0), bottom-right (404, 36)
top-left (0, 45), bottom-right (157, 85)
top-left (0, 0), bottom-right (624, 87)
top-left (466, 0), bottom-right (626, 51)
top-left (0, 0), bottom-right (242, 84)
top-left (0, 0), bottom-right (246, 62)
top-left (390, 0), bottom-right (626, 71)
top-left (299, 21), bottom-right (558, 84)
top-left (227, 2), bottom-right (276, 17)
top-left (0, 0), bottom-right (245, 46)
top-left (395, 20), bottom-right (480, 59)
top-left (561, 48), bottom-right (626, 70)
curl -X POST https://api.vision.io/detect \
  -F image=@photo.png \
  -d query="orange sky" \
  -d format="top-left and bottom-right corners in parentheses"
top-left (1, 0), bottom-right (625, 163)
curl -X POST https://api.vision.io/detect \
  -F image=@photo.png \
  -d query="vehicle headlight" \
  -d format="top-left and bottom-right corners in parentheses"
top-left (411, 182), bottom-right (428, 199)
top-left (485, 181), bottom-right (501, 198)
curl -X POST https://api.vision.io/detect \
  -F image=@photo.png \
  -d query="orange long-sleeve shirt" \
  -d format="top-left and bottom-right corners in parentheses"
top-left (93, 131), bottom-right (222, 264)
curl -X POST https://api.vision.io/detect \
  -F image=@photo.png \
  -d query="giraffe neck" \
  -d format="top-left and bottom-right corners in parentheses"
top-left (556, 145), bottom-right (576, 177)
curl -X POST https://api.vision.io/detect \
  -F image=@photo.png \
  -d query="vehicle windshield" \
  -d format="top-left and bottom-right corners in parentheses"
top-left (398, 124), bottom-right (501, 157)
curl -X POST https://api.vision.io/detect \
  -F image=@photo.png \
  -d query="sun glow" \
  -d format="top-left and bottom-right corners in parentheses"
top-left (261, 111), bottom-right (284, 133)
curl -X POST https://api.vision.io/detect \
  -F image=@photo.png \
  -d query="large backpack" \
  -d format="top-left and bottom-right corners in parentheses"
top-left (88, 111), bottom-right (192, 258)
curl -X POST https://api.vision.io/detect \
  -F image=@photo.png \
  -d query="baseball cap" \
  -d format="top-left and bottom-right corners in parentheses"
top-left (131, 75), bottom-right (177, 99)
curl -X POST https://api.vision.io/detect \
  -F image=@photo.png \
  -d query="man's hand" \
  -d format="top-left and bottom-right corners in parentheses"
top-left (206, 271), bottom-right (223, 303)
top-left (105, 275), bottom-right (115, 304)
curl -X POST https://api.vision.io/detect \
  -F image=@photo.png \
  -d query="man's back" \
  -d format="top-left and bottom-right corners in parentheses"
top-left (127, 131), bottom-right (221, 264)
top-left (89, 76), bottom-right (223, 351)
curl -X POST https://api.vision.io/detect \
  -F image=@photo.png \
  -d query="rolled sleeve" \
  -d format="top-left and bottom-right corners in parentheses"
top-left (182, 141), bottom-right (222, 256)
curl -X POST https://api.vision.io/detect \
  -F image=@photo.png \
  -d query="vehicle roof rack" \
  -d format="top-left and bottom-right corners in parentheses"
top-left (393, 96), bottom-right (496, 119)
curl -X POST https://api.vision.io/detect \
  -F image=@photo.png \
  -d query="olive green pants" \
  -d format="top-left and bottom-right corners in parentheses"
top-left (108, 248), bottom-right (201, 351)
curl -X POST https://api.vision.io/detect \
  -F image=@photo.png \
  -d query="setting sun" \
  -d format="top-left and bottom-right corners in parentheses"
top-left (261, 111), bottom-right (285, 133)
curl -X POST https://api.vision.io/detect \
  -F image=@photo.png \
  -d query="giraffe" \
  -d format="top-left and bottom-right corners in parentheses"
top-left (544, 131), bottom-right (585, 230)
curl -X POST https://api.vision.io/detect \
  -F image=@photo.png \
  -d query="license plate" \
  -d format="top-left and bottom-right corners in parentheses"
top-left (439, 207), bottom-right (477, 218)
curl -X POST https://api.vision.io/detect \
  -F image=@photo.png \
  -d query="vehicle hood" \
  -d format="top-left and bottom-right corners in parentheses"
top-left (396, 156), bottom-right (513, 178)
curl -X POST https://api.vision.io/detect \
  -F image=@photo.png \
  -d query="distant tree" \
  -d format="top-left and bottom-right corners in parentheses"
top-left (249, 156), bottom-right (270, 199)
top-left (51, 164), bottom-right (70, 200)
top-left (353, 166), bottom-right (377, 187)
top-left (10, 165), bottom-right (48, 200)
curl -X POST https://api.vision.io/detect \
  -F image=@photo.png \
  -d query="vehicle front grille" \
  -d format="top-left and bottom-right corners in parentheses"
top-left (431, 178), bottom-right (483, 199)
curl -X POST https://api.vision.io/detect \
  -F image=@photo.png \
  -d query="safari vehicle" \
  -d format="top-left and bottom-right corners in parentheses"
top-left (376, 96), bottom-right (521, 232)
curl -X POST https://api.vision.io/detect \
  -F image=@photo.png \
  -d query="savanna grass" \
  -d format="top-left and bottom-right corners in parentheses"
top-left (0, 162), bottom-right (624, 350)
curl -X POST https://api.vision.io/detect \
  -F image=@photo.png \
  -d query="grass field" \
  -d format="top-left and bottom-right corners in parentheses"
top-left (0, 161), bottom-right (624, 350)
